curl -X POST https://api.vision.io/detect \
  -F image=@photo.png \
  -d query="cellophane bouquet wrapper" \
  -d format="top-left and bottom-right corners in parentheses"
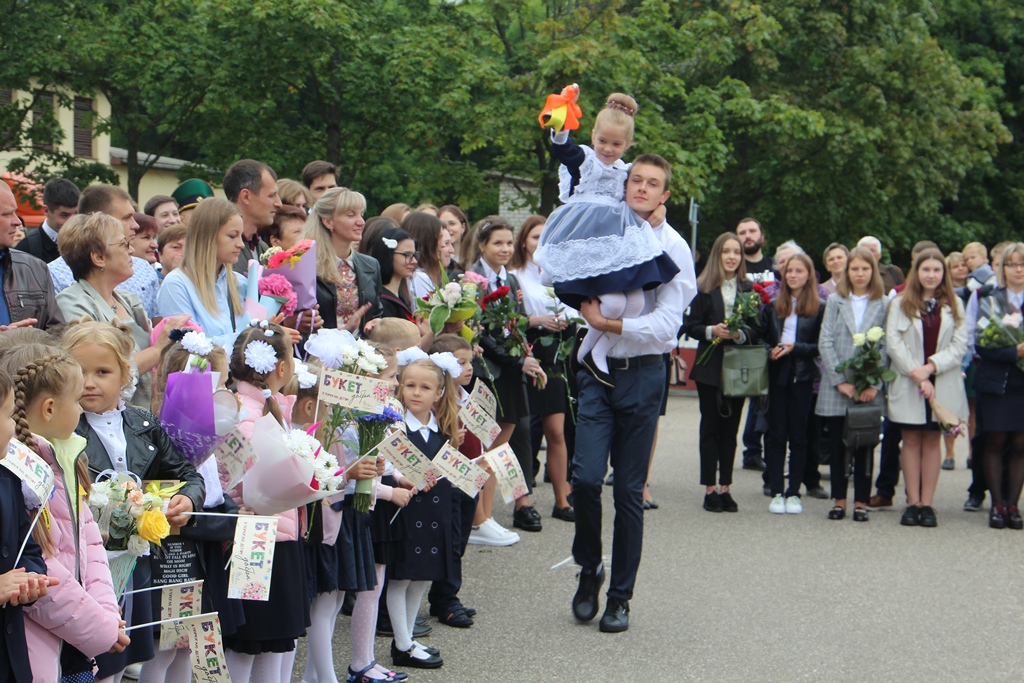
top-left (262, 241), bottom-right (317, 311)
top-left (240, 415), bottom-right (335, 516)
top-left (159, 371), bottom-right (240, 468)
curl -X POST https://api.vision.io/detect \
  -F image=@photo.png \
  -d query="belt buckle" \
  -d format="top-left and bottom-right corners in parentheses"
top-left (618, 357), bottom-right (629, 370)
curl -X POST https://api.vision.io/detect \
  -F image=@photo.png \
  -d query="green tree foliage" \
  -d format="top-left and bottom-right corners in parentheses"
top-left (0, 0), bottom-right (1018, 263)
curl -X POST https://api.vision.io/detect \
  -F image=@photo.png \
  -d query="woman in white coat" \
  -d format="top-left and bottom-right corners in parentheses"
top-left (886, 248), bottom-right (968, 528)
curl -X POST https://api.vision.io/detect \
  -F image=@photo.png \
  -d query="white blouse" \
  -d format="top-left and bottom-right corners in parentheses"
top-left (86, 404), bottom-right (128, 473)
top-left (510, 261), bottom-right (579, 320)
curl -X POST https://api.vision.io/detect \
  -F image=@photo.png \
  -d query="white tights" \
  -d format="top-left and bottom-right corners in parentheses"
top-left (386, 579), bottom-right (429, 653)
top-left (225, 650), bottom-right (290, 683)
top-left (138, 648), bottom-right (192, 683)
top-left (351, 566), bottom-right (387, 675)
top-left (577, 289), bottom-right (645, 373)
top-left (303, 591), bottom-right (346, 683)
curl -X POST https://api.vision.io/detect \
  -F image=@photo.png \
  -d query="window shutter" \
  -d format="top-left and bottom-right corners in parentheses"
top-left (73, 97), bottom-right (94, 158)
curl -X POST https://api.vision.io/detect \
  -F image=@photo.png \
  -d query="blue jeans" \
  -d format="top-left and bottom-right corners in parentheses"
top-left (572, 363), bottom-right (664, 601)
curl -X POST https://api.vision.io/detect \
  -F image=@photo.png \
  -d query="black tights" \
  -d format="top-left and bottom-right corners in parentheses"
top-left (984, 431), bottom-right (1024, 508)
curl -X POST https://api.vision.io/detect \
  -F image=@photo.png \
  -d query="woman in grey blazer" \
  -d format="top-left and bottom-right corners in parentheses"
top-left (816, 247), bottom-right (890, 521)
top-left (55, 213), bottom-right (187, 410)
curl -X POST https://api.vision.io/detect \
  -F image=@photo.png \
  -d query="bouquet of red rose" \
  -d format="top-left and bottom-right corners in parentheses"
top-left (480, 286), bottom-right (532, 358)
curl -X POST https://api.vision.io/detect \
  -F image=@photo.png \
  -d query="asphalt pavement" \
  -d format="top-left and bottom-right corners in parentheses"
top-left (293, 395), bottom-right (1024, 683)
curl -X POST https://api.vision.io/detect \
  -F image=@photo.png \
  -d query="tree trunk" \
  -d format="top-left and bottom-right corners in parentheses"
top-left (126, 136), bottom-right (140, 202)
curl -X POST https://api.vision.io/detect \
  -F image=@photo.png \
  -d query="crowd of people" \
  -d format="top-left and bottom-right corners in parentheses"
top-left (691, 222), bottom-right (1024, 531)
top-left (0, 89), bottom-right (1018, 683)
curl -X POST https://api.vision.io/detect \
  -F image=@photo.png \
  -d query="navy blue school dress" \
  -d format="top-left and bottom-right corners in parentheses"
top-left (389, 428), bottom-right (454, 582)
top-left (336, 498), bottom-right (378, 592)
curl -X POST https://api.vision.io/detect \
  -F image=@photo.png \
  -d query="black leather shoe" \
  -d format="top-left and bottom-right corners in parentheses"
top-left (376, 615), bottom-right (394, 637)
top-left (827, 506), bottom-right (846, 520)
top-left (900, 506), bottom-right (920, 526)
top-left (646, 498), bottom-right (659, 510)
top-left (391, 641), bottom-right (443, 669)
top-left (806, 486), bottom-right (828, 500)
top-left (552, 505), bottom-right (575, 522)
top-left (598, 597), bottom-right (629, 633)
top-left (571, 564), bottom-right (604, 621)
top-left (719, 492), bottom-right (738, 513)
top-left (1007, 505), bottom-right (1023, 530)
top-left (990, 505), bottom-right (1006, 529)
top-left (743, 457), bottom-right (767, 471)
top-left (581, 351), bottom-right (615, 388)
top-left (703, 491), bottom-right (723, 512)
top-left (413, 618), bottom-right (432, 638)
top-left (436, 606), bottom-right (473, 628)
top-left (762, 484), bottom-right (771, 497)
top-left (513, 505), bottom-right (542, 532)
top-left (918, 506), bottom-right (937, 528)
top-left (853, 508), bottom-right (869, 522)
top-left (964, 495), bottom-right (985, 511)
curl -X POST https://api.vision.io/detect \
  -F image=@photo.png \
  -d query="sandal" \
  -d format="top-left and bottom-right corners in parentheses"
top-left (827, 506), bottom-right (846, 521)
top-left (852, 507), bottom-right (869, 522)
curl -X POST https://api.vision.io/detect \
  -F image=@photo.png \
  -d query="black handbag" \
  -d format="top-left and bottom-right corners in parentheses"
top-left (843, 402), bottom-right (883, 475)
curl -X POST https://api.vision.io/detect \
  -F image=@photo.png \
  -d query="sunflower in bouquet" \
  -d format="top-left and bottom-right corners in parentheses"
top-left (304, 329), bottom-right (396, 512)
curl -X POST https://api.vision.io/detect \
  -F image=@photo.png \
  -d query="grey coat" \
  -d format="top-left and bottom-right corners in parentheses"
top-left (816, 294), bottom-right (890, 417)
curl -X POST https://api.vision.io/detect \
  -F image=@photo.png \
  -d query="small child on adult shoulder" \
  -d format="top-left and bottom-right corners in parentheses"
top-left (0, 345), bottom-right (128, 683)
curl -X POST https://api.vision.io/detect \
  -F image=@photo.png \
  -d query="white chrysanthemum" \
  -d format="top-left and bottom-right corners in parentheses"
top-left (127, 534), bottom-right (150, 556)
top-left (244, 340), bottom-right (278, 374)
top-left (356, 357), bottom-right (378, 374)
top-left (356, 339), bottom-right (375, 357)
top-left (368, 352), bottom-right (388, 370)
top-left (181, 331), bottom-right (214, 356)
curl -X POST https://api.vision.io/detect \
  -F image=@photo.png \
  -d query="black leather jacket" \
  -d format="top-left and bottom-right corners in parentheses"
top-left (761, 299), bottom-right (826, 385)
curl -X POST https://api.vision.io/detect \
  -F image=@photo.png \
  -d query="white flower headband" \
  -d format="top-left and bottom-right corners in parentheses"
top-left (429, 352), bottom-right (463, 379)
top-left (396, 346), bottom-right (428, 366)
top-left (294, 360), bottom-right (318, 390)
top-left (244, 339), bottom-right (278, 375)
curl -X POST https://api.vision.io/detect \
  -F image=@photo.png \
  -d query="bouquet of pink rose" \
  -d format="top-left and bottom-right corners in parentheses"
top-left (261, 239), bottom-right (317, 310)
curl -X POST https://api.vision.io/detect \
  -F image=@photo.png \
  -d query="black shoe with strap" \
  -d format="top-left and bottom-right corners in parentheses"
top-left (599, 597), bottom-right (630, 633)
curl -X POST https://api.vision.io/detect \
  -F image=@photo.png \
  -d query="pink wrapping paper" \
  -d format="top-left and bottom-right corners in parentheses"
top-left (262, 241), bottom-right (317, 311)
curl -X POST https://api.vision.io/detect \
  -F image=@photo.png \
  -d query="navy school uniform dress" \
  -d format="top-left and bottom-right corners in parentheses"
top-left (76, 405), bottom-right (205, 678)
top-left (389, 424), bottom-right (453, 583)
top-left (0, 467), bottom-right (47, 683)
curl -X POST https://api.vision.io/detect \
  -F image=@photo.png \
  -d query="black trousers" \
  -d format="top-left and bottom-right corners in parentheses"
top-left (697, 382), bottom-right (744, 486)
top-left (428, 487), bottom-right (478, 614)
top-left (827, 415), bottom-right (874, 503)
top-left (765, 380), bottom-right (814, 497)
top-left (874, 418), bottom-right (902, 498)
top-left (572, 363), bottom-right (664, 601)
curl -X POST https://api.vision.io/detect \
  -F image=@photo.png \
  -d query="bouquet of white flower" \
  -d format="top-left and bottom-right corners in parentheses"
top-left (837, 326), bottom-right (895, 395)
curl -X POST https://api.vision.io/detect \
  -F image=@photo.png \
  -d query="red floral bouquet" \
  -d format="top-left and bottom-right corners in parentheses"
top-left (257, 274), bottom-right (297, 317)
top-left (480, 285), bottom-right (533, 359)
top-left (752, 282), bottom-right (771, 305)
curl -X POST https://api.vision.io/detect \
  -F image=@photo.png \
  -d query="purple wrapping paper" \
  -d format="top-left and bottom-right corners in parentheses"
top-left (262, 241), bottom-right (317, 311)
top-left (159, 371), bottom-right (227, 467)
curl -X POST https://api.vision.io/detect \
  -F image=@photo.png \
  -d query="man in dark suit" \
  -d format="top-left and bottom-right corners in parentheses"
top-left (14, 178), bottom-right (79, 264)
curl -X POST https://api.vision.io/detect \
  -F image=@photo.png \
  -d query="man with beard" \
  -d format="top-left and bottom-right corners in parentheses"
top-left (737, 217), bottom-right (774, 283)
top-left (736, 217), bottom-right (773, 471)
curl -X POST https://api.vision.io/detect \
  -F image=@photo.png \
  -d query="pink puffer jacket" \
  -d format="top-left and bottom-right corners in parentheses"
top-left (231, 382), bottom-right (301, 541)
top-left (24, 435), bottom-right (121, 683)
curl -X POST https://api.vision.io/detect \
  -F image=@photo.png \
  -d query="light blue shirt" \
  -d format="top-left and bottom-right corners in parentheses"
top-left (49, 255), bottom-right (161, 318)
top-left (157, 267), bottom-right (248, 350)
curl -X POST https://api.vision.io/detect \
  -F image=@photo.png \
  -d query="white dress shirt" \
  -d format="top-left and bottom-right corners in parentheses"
top-left (405, 410), bottom-right (439, 441)
top-left (86, 404), bottom-right (129, 473)
top-left (605, 220), bottom-right (697, 358)
top-left (41, 220), bottom-right (59, 244)
top-left (850, 293), bottom-right (870, 331)
top-left (478, 260), bottom-right (508, 292)
top-left (511, 260), bottom-right (579, 320)
top-left (780, 297), bottom-right (798, 344)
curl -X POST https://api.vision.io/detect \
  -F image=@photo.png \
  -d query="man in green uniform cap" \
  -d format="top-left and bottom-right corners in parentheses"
top-left (171, 178), bottom-right (214, 226)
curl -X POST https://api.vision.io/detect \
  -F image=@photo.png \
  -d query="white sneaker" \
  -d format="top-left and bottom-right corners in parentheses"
top-left (769, 494), bottom-right (786, 514)
top-left (467, 518), bottom-right (520, 546)
top-left (785, 496), bottom-right (803, 514)
top-left (123, 664), bottom-right (143, 680)
top-left (487, 517), bottom-right (521, 542)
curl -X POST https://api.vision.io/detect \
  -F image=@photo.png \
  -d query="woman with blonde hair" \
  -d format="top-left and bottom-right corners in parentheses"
top-left (157, 198), bottom-right (248, 348)
top-left (381, 203), bottom-right (411, 223)
top-left (887, 248), bottom-right (968, 527)
top-left (304, 186), bottom-right (382, 335)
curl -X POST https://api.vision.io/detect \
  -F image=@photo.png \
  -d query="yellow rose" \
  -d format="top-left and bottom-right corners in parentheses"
top-left (136, 509), bottom-right (171, 544)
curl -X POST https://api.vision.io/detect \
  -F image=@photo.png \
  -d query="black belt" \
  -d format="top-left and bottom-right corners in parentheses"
top-left (607, 354), bottom-right (665, 371)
